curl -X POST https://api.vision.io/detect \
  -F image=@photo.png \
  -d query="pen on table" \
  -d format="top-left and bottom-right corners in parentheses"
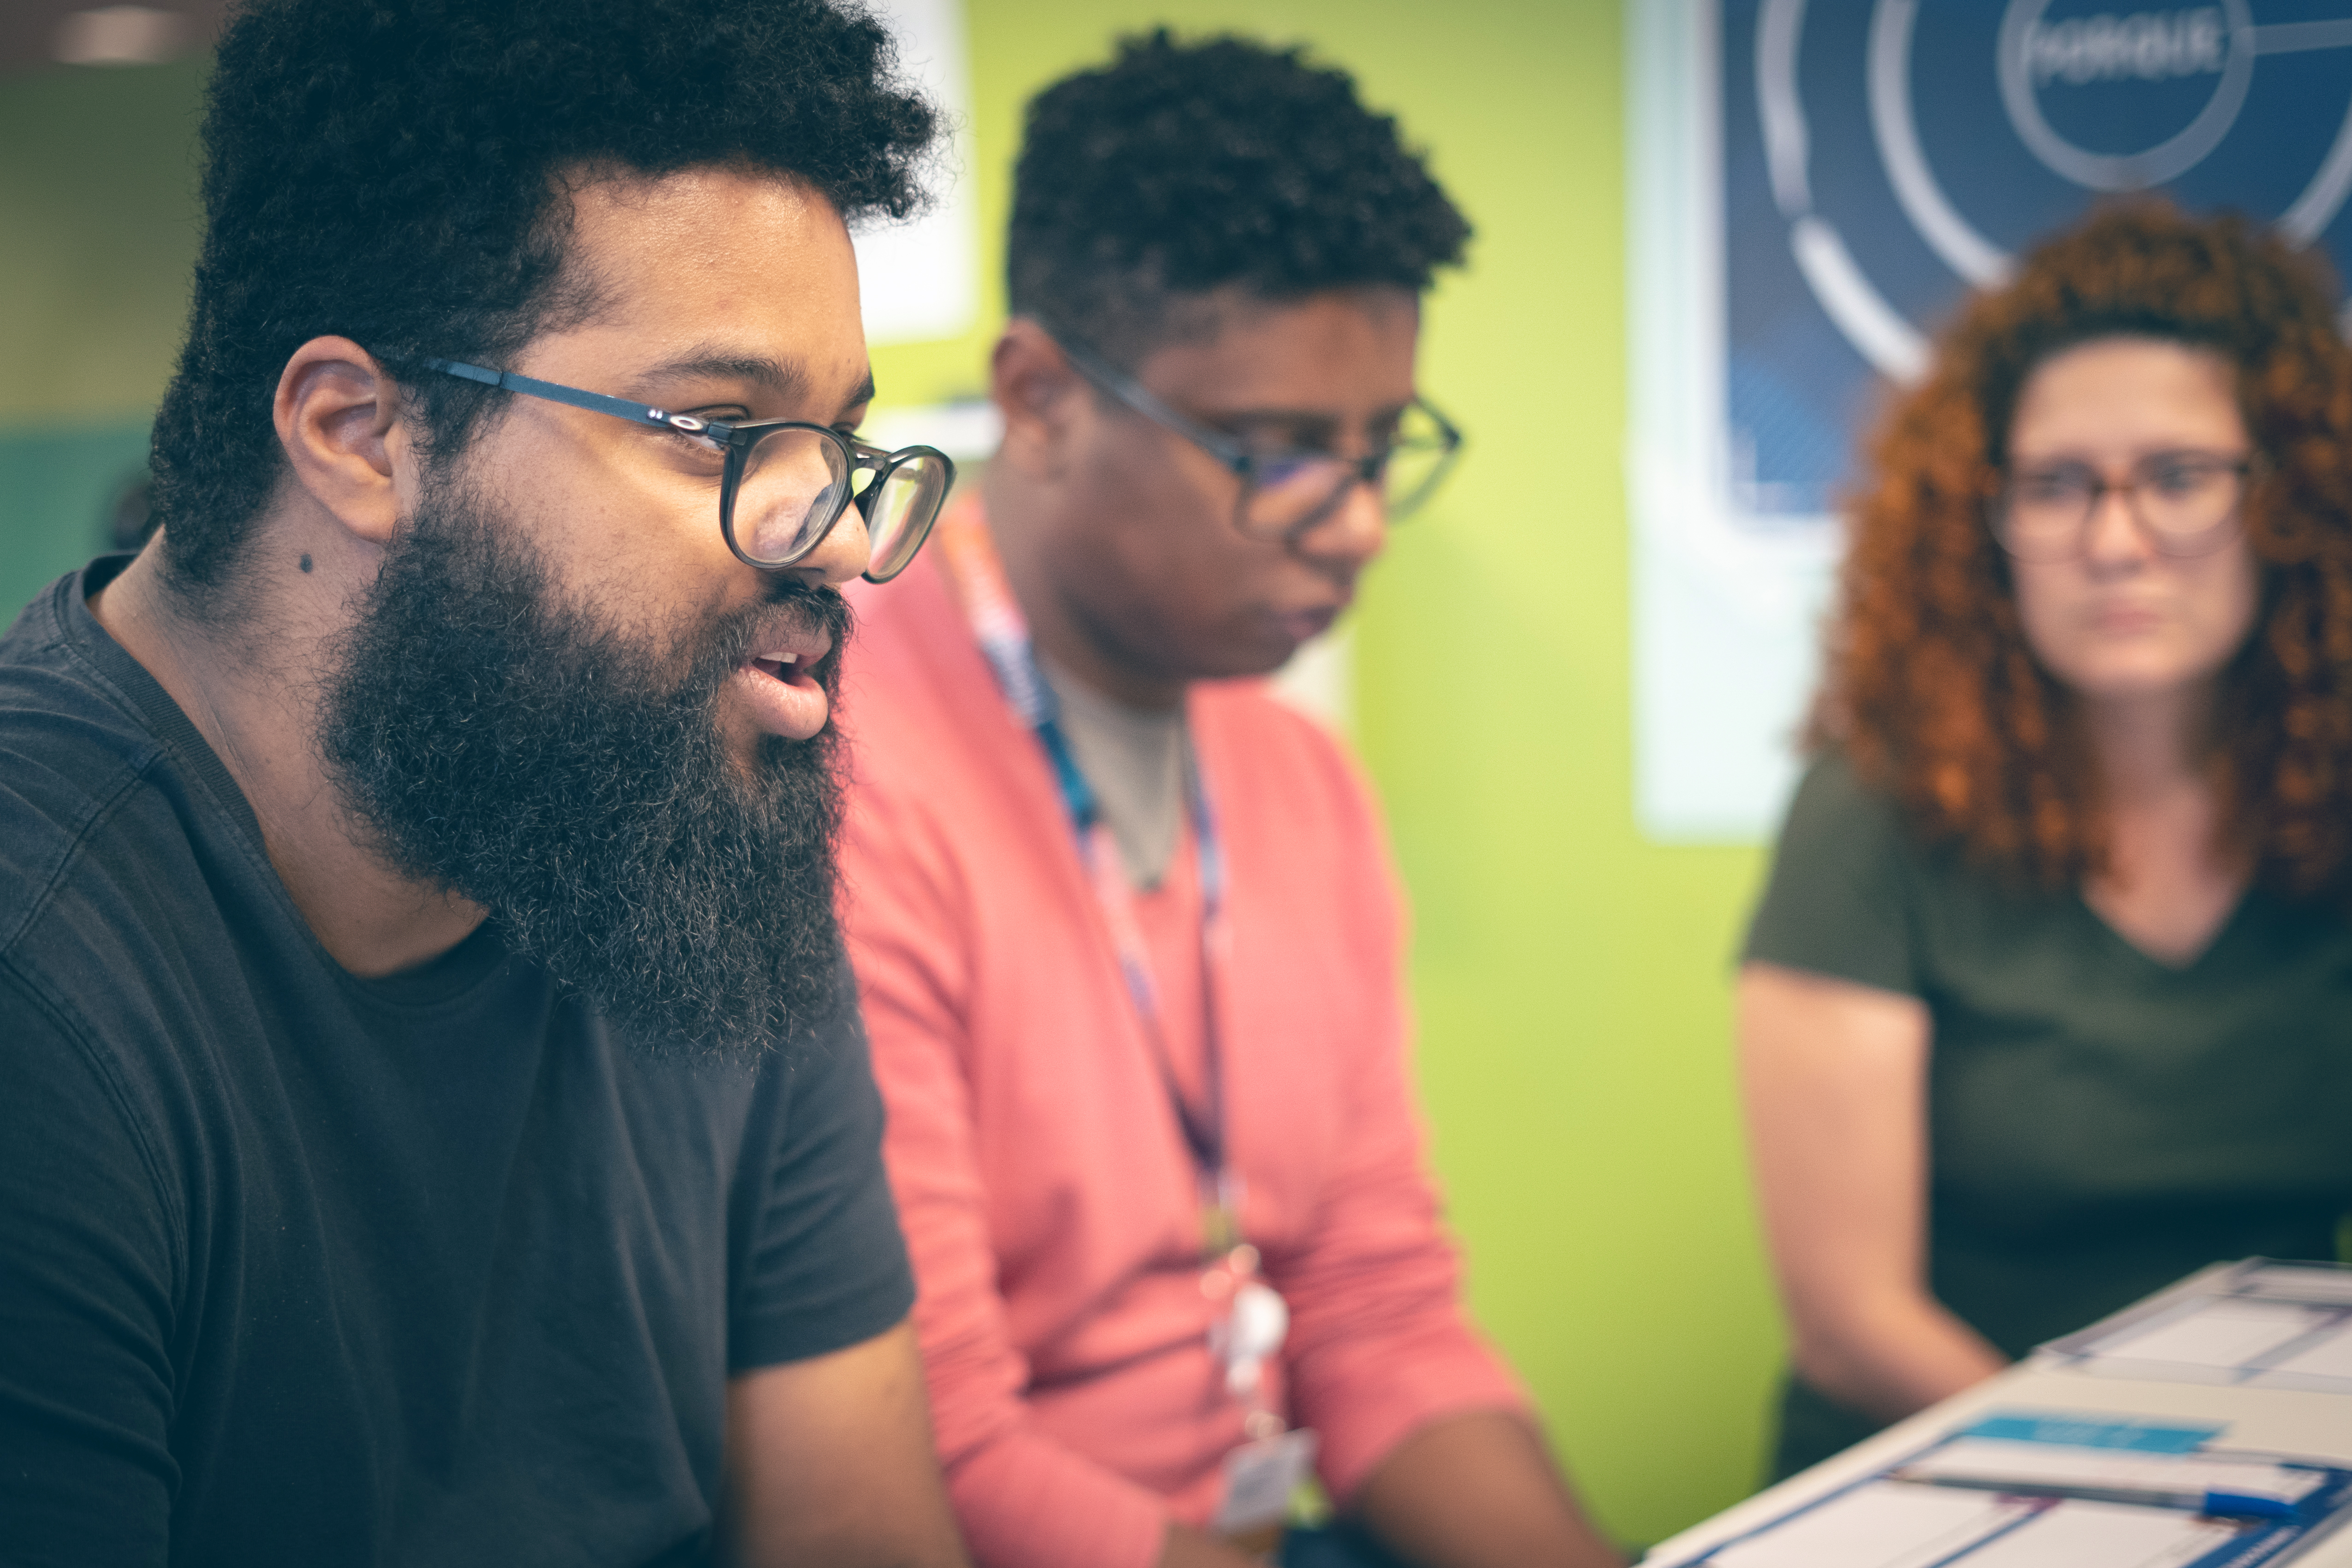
top-left (1894, 1473), bottom-right (2300, 1520)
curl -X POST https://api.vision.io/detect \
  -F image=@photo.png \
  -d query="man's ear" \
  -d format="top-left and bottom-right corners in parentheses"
top-left (272, 337), bottom-right (413, 547)
top-left (989, 319), bottom-right (1085, 480)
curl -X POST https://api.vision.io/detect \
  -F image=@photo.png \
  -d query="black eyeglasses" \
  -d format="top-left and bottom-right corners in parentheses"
top-left (420, 358), bottom-right (954, 583)
top-left (1050, 335), bottom-right (1463, 540)
top-left (1991, 450), bottom-right (2256, 563)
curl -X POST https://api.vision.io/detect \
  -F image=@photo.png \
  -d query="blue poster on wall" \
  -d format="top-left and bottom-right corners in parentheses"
top-left (1629, 1), bottom-right (2352, 841)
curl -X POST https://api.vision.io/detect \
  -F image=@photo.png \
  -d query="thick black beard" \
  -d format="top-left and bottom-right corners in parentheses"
top-left (318, 474), bottom-right (852, 1057)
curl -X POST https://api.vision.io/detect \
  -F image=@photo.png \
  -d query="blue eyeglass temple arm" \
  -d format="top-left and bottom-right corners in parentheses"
top-left (420, 356), bottom-right (955, 521)
top-left (1051, 335), bottom-right (1462, 483)
top-left (421, 358), bottom-right (740, 440)
top-left (1051, 339), bottom-right (1252, 473)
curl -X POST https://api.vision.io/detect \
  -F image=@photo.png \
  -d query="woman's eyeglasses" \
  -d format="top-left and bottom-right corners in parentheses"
top-left (1991, 450), bottom-right (2255, 563)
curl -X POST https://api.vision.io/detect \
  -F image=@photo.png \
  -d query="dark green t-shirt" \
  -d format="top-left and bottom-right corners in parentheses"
top-left (1745, 751), bottom-right (2352, 1471)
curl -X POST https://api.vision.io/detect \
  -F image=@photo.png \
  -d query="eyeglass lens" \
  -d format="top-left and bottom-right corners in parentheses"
top-left (1997, 455), bottom-right (2246, 562)
top-left (861, 451), bottom-right (955, 582)
top-left (1235, 405), bottom-right (1457, 538)
top-left (730, 428), bottom-right (856, 567)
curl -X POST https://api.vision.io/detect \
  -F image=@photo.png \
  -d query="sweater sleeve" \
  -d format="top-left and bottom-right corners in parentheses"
top-left (1267, 744), bottom-right (1532, 1506)
top-left (840, 786), bottom-right (1172, 1568)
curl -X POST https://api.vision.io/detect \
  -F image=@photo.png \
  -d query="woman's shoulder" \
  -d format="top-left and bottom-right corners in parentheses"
top-left (1774, 748), bottom-right (1919, 870)
top-left (1745, 748), bottom-right (1941, 994)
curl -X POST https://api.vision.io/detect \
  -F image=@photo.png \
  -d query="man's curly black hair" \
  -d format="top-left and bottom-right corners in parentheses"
top-left (151, 0), bottom-right (938, 596)
top-left (1006, 30), bottom-right (1470, 367)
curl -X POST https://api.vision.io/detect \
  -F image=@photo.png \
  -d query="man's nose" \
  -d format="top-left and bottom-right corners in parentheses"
top-left (1292, 470), bottom-right (1388, 569)
top-left (787, 504), bottom-right (873, 589)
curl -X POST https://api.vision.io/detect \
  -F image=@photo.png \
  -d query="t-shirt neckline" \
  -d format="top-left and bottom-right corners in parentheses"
top-left (61, 554), bottom-right (270, 854)
top-left (52, 555), bottom-right (515, 1011)
top-left (2073, 881), bottom-right (2256, 977)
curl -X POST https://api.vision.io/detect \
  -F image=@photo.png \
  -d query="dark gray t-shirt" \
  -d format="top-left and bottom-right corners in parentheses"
top-left (1747, 751), bottom-right (2352, 1474)
top-left (0, 559), bottom-right (915, 1568)
top-left (1748, 752), bottom-right (2352, 1350)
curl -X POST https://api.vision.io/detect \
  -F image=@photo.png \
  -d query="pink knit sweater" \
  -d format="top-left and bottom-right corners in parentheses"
top-left (839, 543), bottom-right (1528, 1568)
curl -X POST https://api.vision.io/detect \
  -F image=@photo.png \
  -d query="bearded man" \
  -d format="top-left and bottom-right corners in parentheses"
top-left (0, 2), bottom-right (968, 1565)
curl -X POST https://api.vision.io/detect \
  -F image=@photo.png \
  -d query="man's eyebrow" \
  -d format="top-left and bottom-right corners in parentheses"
top-left (633, 349), bottom-right (809, 403)
top-left (630, 352), bottom-right (875, 421)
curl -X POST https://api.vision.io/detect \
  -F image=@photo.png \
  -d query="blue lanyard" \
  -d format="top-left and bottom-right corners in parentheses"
top-left (938, 504), bottom-right (1233, 1189)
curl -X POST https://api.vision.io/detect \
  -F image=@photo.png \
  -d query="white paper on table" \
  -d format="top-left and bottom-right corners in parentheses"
top-left (2090, 1300), bottom-right (2330, 1373)
top-left (1700, 1482), bottom-right (2030, 1568)
top-left (2242, 1264), bottom-right (2352, 1306)
top-left (2257, 1316), bottom-right (2352, 1385)
top-left (1956, 1499), bottom-right (2242, 1568)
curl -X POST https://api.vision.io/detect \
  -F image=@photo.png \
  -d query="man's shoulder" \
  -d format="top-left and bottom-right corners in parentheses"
top-left (0, 632), bottom-right (200, 1232)
top-left (1190, 682), bottom-right (1402, 941)
top-left (0, 571), bottom-right (261, 1081)
top-left (841, 555), bottom-right (987, 711)
top-left (839, 560), bottom-right (1028, 811)
top-left (1193, 679), bottom-right (1378, 821)
top-left (1195, 677), bottom-right (1349, 749)
top-left (0, 580), bottom-right (183, 953)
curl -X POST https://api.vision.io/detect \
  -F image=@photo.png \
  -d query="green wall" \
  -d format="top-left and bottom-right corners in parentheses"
top-left (0, 56), bottom-right (205, 613)
top-left (0, 4), bottom-right (1783, 1548)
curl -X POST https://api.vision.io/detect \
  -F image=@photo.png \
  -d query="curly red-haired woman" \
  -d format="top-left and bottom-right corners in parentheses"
top-left (1738, 202), bottom-right (2352, 1479)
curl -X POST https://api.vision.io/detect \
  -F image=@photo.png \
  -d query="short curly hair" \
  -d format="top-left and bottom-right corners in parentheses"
top-left (1005, 30), bottom-right (1470, 365)
top-left (1814, 201), bottom-right (2352, 899)
top-left (150, 0), bottom-right (938, 596)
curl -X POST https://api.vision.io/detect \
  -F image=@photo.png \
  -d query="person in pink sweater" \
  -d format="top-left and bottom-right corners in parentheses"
top-left (837, 33), bottom-right (1622, 1568)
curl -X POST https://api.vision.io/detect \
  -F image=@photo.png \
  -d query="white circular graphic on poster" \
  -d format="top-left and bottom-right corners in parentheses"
top-left (1628, 2), bottom-right (2352, 840)
top-left (1742, 0), bottom-right (2352, 508)
top-left (1997, 0), bottom-right (2258, 191)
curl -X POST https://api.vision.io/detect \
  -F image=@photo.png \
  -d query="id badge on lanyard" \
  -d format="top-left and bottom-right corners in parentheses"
top-left (1202, 1176), bottom-right (1315, 1539)
top-left (937, 501), bottom-right (1310, 1537)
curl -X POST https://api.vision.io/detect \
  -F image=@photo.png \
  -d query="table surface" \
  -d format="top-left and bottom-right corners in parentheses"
top-left (1641, 1358), bottom-right (2352, 1566)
